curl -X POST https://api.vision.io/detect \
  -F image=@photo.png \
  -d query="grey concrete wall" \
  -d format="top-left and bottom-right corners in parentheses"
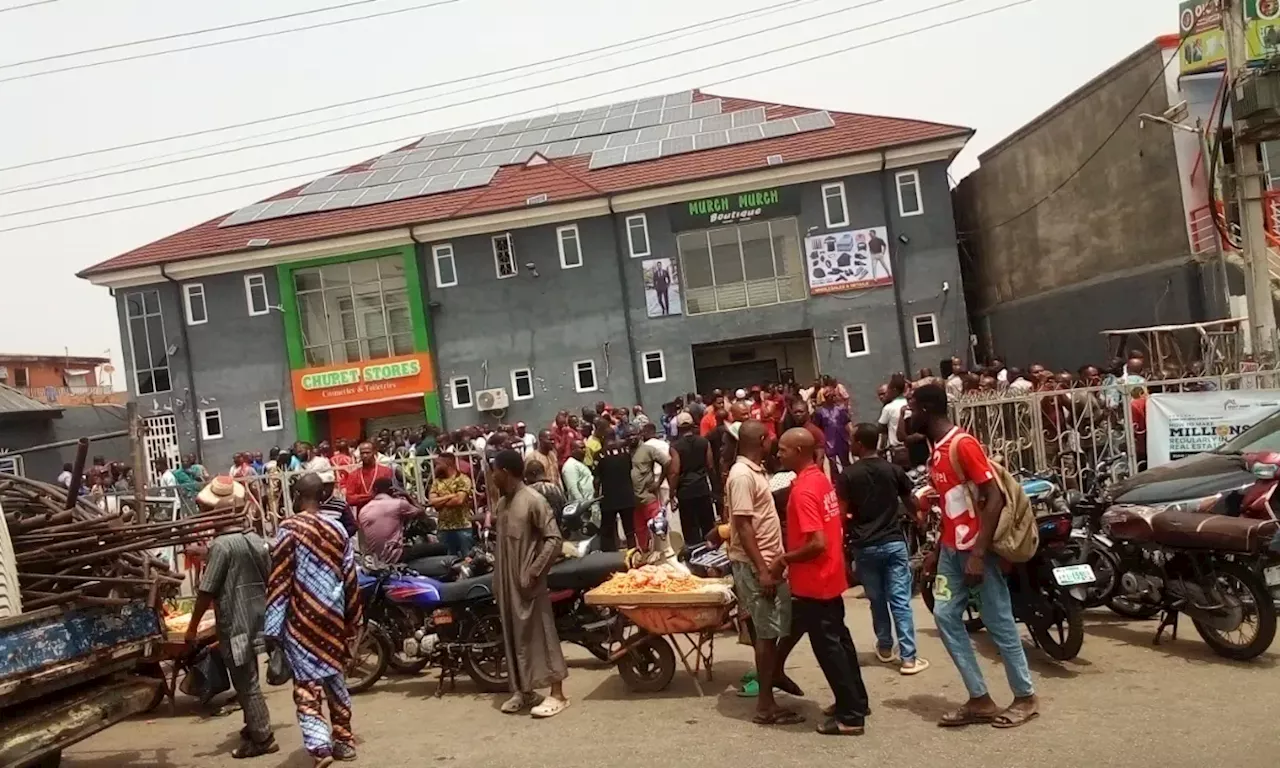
top-left (418, 216), bottom-right (639, 430)
top-left (0, 406), bottom-right (132, 482)
top-left (116, 269), bottom-right (293, 472)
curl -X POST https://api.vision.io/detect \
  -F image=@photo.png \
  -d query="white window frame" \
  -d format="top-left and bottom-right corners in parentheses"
top-left (557, 224), bottom-right (583, 269)
top-left (641, 350), bottom-right (666, 384)
top-left (450, 376), bottom-right (473, 409)
top-left (843, 323), bottom-right (870, 358)
top-left (432, 243), bottom-right (458, 288)
top-left (510, 368), bottom-right (534, 401)
top-left (895, 169), bottom-right (924, 217)
top-left (821, 182), bottom-right (850, 228)
top-left (200, 408), bottom-right (224, 440)
top-left (259, 399), bottom-right (283, 432)
top-left (573, 359), bottom-right (598, 393)
top-left (183, 283), bottom-right (208, 326)
top-left (913, 313), bottom-right (940, 348)
top-left (493, 233), bottom-right (518, 280)
top-left (244, 273), bottom-right (270, 316)
top-left (625, 213), bottom-right (651, 257)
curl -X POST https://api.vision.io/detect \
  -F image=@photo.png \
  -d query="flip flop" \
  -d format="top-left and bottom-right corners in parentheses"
top-left (736, 679), bottom-right (760, 698)
top-left (815, 717), bottom-right (864, 736)
top-left (231, 738), bottom-right (279, 759)
top-left (992, 709), bottom-right (1040, 729)
top-left (937, 707), bottom-right (997, 727)
top-left (753, 709), bottom-right (805, 726)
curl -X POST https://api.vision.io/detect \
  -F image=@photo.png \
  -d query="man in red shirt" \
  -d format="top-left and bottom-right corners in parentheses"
top-left (550, 411), bottom-right (580, 467)
top-left (909, 383), bottom-right (1038, 729)
top-left (342, 441), bottom-right (394, 512)
top-left (770, 427), bottom-right (869, 736)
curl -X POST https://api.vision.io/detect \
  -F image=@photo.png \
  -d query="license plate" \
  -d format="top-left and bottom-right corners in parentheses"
top-left (1052, 564), bottom-right (1096, 586)
top-left (431, 609), bottom-right (454, 625)
top-left (1265, 565), bottom-right (1280, 587)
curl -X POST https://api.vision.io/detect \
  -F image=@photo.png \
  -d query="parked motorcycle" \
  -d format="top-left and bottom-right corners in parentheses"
top-left (1101, 503), bottom-right (1279, 660)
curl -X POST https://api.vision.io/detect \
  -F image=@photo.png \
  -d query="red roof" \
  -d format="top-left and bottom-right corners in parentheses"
top-left (80, 93), bottom-right (970, 277)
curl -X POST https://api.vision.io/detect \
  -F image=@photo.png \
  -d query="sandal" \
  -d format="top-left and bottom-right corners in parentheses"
top-left (531, 696), bottom-right (570, 719)
top-left (752, 709), bottom-right (805, 726)
top-left (938, 706), bottom-right (997, 727)
top-left (992, 707), bottom-right (1040, 729)
top-left (815, 717), bottom-right (864, 736)
top-left (332, 742), bottom-right (358, 761)
top-left (899, 657), bottom-right (930, 676)
top-left (231, 737), bottom-right (280, 759)
top-left (501, 692), bottom-right (539, 714)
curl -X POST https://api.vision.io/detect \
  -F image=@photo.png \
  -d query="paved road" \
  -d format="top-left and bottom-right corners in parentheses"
top-left (65, 594), bottom-right (1277, 768)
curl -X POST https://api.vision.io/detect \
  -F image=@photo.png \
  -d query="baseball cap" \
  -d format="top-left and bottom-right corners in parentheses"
top-left (676, 412), bottom-right (694, 427)
top-left (516, 421), bottom-right (526, 428)
top-left (734, 388), bottom-right (747, 399)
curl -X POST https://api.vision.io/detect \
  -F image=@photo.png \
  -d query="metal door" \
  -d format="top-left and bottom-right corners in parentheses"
top-left (143, 414), bottom-right (180, 485)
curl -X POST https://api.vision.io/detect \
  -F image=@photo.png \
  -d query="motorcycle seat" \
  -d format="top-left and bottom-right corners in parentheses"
top-left (436, 573), bottom-right (494, 604)
top-left (1104, 505), bottom-right (1280, 554)
top-left (547, 551), bottom-right (627, 591)
top-left (403, 554), bottom-right (458, 580)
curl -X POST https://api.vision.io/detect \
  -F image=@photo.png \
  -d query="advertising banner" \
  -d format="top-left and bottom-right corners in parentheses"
top-left (1146, 390), bottom-right (1280, 465)
top-left (668, 187), bottom-right (800, 231)
top-left (1179, 0), bottom-right (1228, 75)
top-left (1245, 0), bottom-right (1280, 61)
top-left (292, 352), bottom-right (434, 412)
top-left (805, 226), bottom-right (894, 295)
top-left (642, 257), bottom-right (682, 317)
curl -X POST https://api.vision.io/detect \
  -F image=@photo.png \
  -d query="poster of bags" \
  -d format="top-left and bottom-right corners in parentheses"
top-left (642, 257), bottom-right (682, 317)
top-left (805, 226), bottom-right (894, 295)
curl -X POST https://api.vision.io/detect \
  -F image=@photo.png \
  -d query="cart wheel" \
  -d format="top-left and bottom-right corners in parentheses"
top-left (136, 662), bottom-right (167, 714)
top-left (617, 634), bottom-right (676, 694)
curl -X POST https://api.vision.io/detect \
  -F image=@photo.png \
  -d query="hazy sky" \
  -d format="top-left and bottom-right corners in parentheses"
top-left (0, 0), bottom-right (1174, 381)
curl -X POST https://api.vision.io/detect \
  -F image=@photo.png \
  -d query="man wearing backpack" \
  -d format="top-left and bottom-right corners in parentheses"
top-left (908, 383), bottom-right (1039, 729)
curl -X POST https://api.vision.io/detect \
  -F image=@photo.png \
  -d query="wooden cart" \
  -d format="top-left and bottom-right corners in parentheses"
top-left (139, 611), bottom-right (217, 712)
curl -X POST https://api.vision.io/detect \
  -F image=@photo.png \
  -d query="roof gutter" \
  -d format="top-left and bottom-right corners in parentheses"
top-left (606, 197), bottom-right (643, 403)
top-left (159, 264), bottom-right (204, 463)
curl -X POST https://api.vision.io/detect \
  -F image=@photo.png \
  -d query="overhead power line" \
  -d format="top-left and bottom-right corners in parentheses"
top-left (0, 0), bottom-right (819, 178)
top-left (0, 0), bottom-right (463, 85)
top-left (0, 0), bottom-right (56, 13)
top-left (0, 0), bottom-right (1037, 235)
top-left (0, 0), bottom-right (898, 198)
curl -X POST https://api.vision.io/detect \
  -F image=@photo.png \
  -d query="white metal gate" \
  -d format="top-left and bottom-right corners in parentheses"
top-left (143, 414), bottom-right (180, 485)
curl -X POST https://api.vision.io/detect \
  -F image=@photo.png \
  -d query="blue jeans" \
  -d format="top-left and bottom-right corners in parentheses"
top-left (933, 546), bottom-right (1035, 699)
top-left (856, 539), bottom-right (918, 661)
top-left (440, 528), bottom-right (474, 557)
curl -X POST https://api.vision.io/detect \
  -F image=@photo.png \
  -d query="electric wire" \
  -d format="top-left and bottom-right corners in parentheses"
top-left (0, 0), bottom-right (1037, 235)
top-left (0, 0), bottom-right (56, 13)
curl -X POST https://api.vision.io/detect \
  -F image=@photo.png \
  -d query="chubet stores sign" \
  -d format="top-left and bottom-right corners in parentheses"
top-left (1146, 391), bottom-right (1280, 466)
top-left (669, 187), bottom-right (800, 231)
top-left (292, 353), bottom-right (434, 411)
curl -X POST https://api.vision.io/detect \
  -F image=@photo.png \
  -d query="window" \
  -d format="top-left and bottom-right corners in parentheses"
top-left (642, 351), bottom-right (666, 383)
top-left (914, 313), bottom-right (939, 347)
top-left (125, 290), bottom-right (172, 395)
top-left (626, 213), bottom-right (651, 257)
top-left (896, 169), bottom-right (923, 217)
top-left (450, 376), bottom-right (473, 409)
top-left (13, 367), bottom-right (29, 387)
top-left (200, 408), bottom-right (223, 440)
top-left (244, 273), bottom-right (270, 316)
top-left (557, 224), bottom-right (583, 269)
top-left (292, 255), bottom-right (414, 367)
top-left (432, 244), bottom-right (457, 288)
top-left (843, 324), bottom-right (869, 357)
top-left (183, 283), bottom-right (208, 325)
top-left (677, 218), bottom-right (804, 315)
top-left (511, 368), bottom-right (534, 400)
top-left (574, 360), bottom-right (598, 393)
top-left (260, 400), bottom-right (283, 431)
top-left (493, 233), bottom-right (517, 279)
top-left (821, 182), bottom-right (850, 228)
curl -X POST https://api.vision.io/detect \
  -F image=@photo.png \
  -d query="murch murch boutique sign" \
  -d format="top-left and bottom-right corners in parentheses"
top-left (669, 187), bottom-right (800, 231)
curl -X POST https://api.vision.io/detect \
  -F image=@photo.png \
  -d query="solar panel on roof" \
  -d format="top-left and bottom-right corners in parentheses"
top-left (761, 118), bottom-right (799, 138)
top-left (660, 134), bottom-right (696, 156)
top-left (699, 114), bottom-right (733, 133)
top-left (588, 146), bottom-right (627, 169)
top-left (625, 142), bottom-right (661, 163)
top-left (573, 134), bottom-right (609, 154)
top-left (288, 193), bottom-right (334, 216)
top-left (332, 171), bottom-right (374, 192)
top-left (637, 124), bottom-right (671, 143)
top-left (727, 125), bottom-right (766, 145)
top-left (320, 189), bottom-right (365, 210)
top-left (733, 107), bottom-right (767, 127)
top-left (690, 100), bottom-right (720, 119)
top-left (387, 179), bottom-right (430, 201)
top-left (545, 140), bottom-right (578, 159)
top-left (353, 185), bottom-right (395, 207)
top-left (219, 201), bottom-right (271, 226)
top-left (543, 124), bottom-right (576, 143)
top-left (605, 129), bottom-right (641, 149)
top-left (301, 175), bottom-right (343, 195)
top-left (694, 131), bottom-right (729, 151)
top-left (794, 111), bottom-right (835, 131)
top-left (451, 154), bottom-right (488, 172)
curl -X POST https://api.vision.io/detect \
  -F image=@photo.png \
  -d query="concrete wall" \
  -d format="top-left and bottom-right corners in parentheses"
top-left (116, 269), bottom-right (293, 472)
top-left (953, 41), bottom-right (1222, 368)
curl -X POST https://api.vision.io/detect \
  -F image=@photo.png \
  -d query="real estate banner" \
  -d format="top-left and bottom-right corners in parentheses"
top-left (292, 352), bottom-right (435, 412)
top-left (1146, 390), bottom-right (1280, 465)
top-left (805, 226), bottom-right (894, 295)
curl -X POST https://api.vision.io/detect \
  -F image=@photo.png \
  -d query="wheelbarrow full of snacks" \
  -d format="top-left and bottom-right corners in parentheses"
top-left (585, 565), bottom-right (737, 696)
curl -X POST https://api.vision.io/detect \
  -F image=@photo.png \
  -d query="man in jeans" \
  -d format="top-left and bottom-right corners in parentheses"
top-left (839, 423), bottom-right (929, 675)
top-left (908, 383), bottom-right (1039, 729)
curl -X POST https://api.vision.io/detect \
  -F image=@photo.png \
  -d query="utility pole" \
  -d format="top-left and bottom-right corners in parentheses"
top-left (1224, 0), bottom-right (1278, 356)
top-left (128, 401), bottom-right (148, 515)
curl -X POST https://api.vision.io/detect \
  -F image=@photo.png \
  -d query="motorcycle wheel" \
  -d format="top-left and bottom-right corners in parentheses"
top-left (1191, 560), bottom-right (1278, 661)
top-left (346, 625), bottom-right (391, 694)
top-left (616, 633), bottom-right (676, 694)
top-left (921, 579), bottom-right (985, 632)
top-left (461, 612), bottom-right (509, 693)
top-left (1028, 590), bottom-right (1084, 661)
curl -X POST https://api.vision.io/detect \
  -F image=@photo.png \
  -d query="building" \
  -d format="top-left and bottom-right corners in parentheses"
top-left (80, 90), bottom-right (975, 476)
top-left (0, 385), bottom-right (130, 481)
top-left (0, 353), bottom-right (122, 407)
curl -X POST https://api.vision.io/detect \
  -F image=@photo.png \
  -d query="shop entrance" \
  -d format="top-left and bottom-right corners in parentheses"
top-left (692, 331), bottom-right (817, 395)
top-left (315, 396), bottom-right (426, 444)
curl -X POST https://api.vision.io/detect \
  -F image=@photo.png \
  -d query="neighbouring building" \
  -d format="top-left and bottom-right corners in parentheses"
top-left (0, 385), bottom-right (131, 481)
top-left (0, 352), bottom-right (122, 407)
top-left (79, 90), bottom-right (975, 477)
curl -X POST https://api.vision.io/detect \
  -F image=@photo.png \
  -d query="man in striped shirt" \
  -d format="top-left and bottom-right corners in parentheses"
top-left (266, 473), bottom-right (362, 767)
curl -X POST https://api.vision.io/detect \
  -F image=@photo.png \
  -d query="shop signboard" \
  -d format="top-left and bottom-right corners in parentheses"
top-left (668, 187), bottom-right (800, 231)
top-left (1179, 0), bottom-right (1227, 75)
top-left (1146, 390), bottom-right (1280, 466)
top-left (1245, 0), bottom-right (1280, 61)
top-left (805, 226), bottom-right (894, 295)
top-left (292, 352), bottom-right (435, 411)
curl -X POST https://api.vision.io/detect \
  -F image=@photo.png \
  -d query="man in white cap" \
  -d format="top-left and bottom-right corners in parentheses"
top-left (184, 476), bottom-right (276, 759)
top-left (515, 422), bottom-right (536, 453)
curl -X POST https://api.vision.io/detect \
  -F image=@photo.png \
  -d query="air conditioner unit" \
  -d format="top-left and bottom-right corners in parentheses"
top-left (475, 388), bottom-right (510, 412)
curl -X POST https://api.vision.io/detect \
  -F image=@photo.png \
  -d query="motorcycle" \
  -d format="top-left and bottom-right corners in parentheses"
top-left (1235, 453), bottom-right (1280, 605)
top-left (560, 496), bottom-right (603, 557)
top-left (1101, 503), bottom-right (1279, 660)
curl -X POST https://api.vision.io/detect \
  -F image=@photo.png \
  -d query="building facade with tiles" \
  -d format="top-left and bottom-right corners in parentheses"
top-left (80, 91), bottom-right (975, 478)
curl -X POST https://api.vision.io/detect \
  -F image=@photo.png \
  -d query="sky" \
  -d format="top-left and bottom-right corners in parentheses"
top-left (0, 0), bottom-right (1175, 385)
